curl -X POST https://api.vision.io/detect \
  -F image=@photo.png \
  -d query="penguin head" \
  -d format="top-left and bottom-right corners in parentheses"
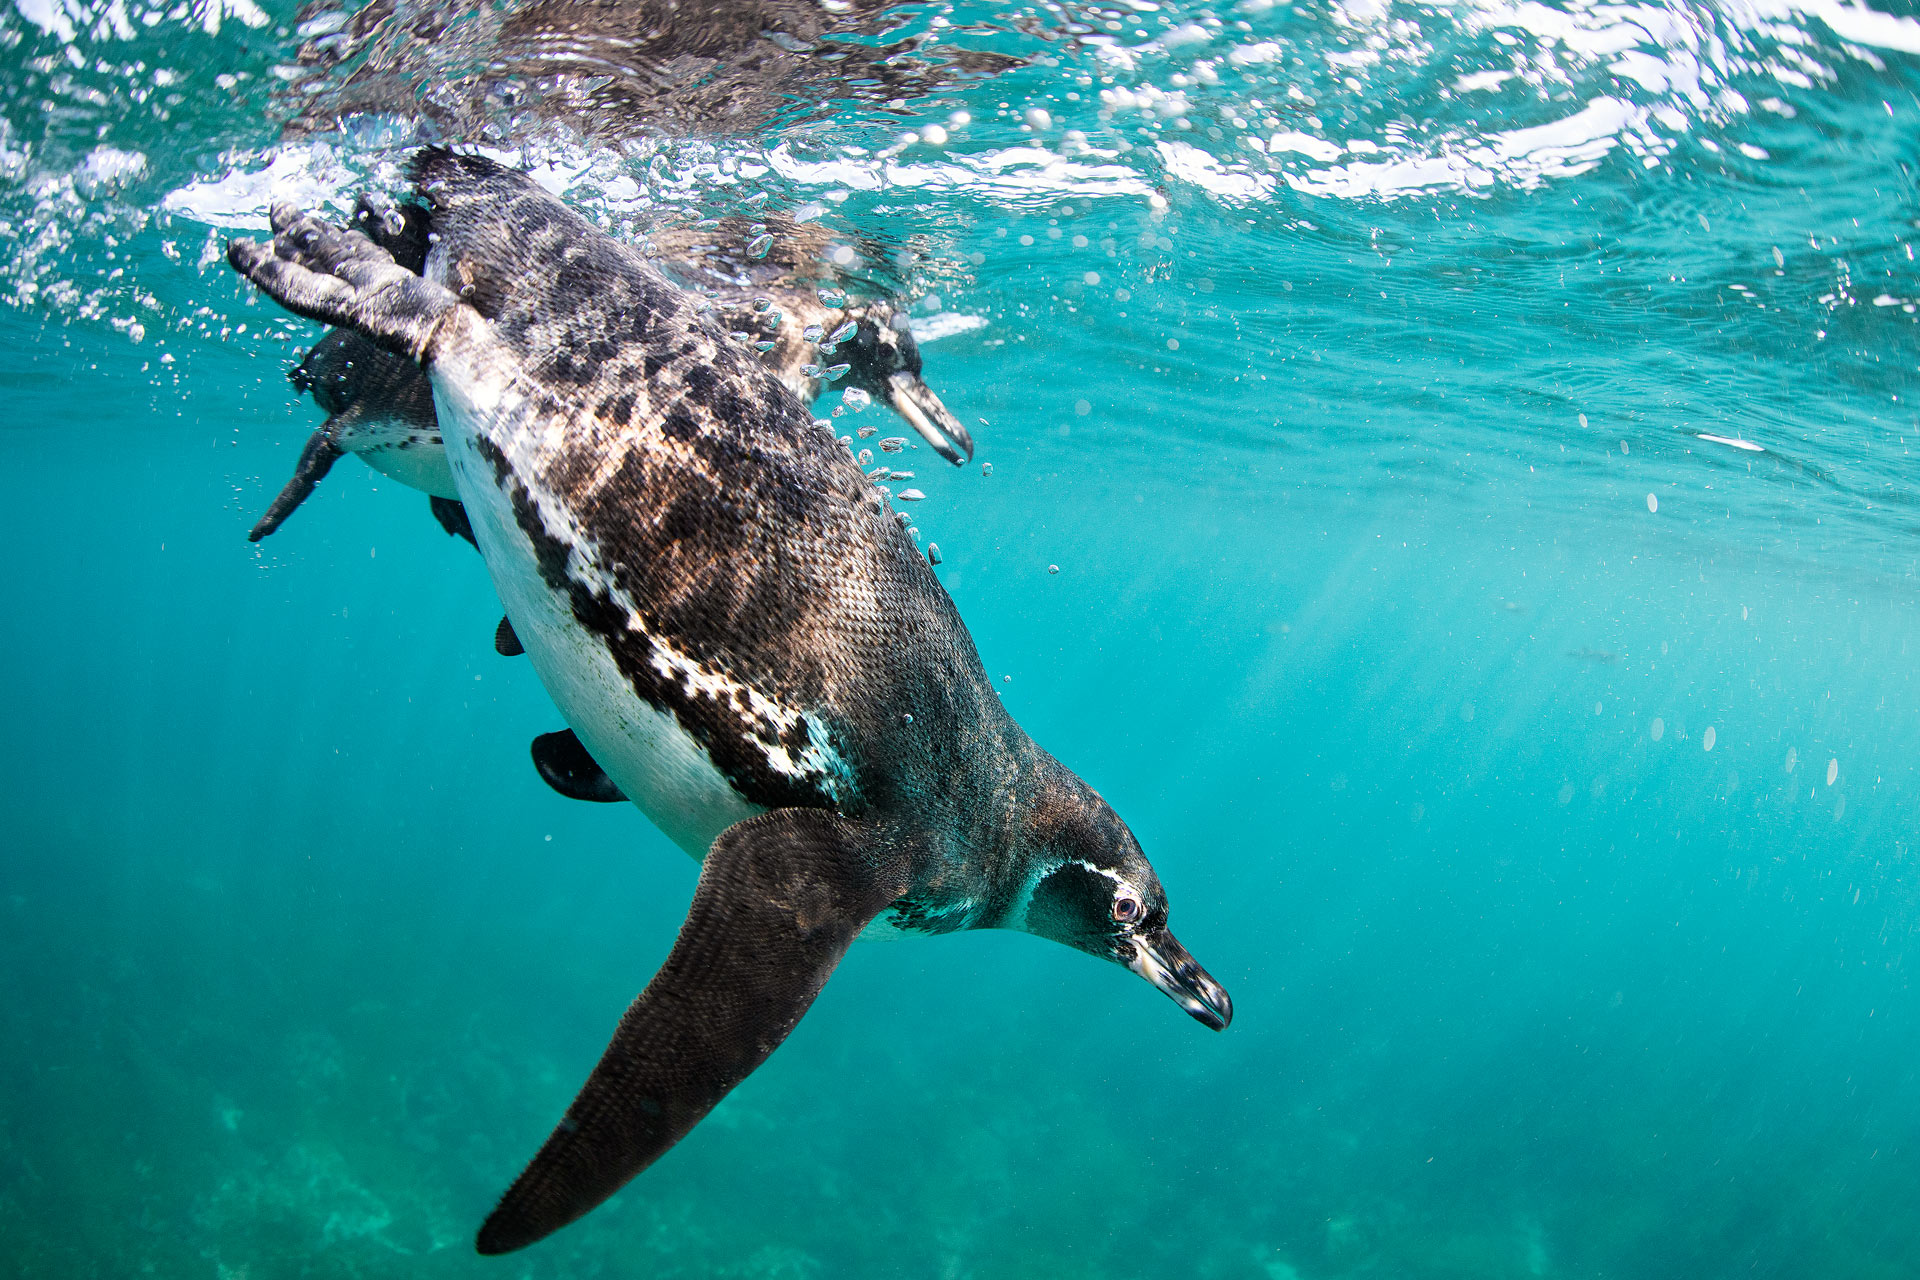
top-left (289, 330), bottom-right (437, 433)
top-left (290, 329), bottom-right (380, 416)
top-left (837, 304), bottom-right (975, 466)
top-left (1012, 773), bottom-right (1232, 1031)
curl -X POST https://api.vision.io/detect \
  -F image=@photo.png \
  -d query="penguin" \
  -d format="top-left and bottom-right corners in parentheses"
top-left (651, 214), bottom-right (974, 464)
top-left (248, 202), bottom-right (971, 539)
top-left (248, 327), bottom-right (451, 541)
top-left (226, 149), bottom-right (1230, 1256)
top-left (278, 0), bottom-right (1026, 152)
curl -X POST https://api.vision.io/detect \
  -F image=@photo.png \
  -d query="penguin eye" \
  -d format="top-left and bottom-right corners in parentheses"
top-left (1111, 895), bottom-right (1141, 924)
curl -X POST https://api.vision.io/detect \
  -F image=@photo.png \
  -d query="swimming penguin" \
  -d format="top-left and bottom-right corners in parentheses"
top-left (651, 214), bottom-right (974, 464)
top-left (248, 327), bottom-right (452, 541)
top-left (248, 203), bottom-right (970, 539)
top-left (226, 149), bottom-right (1229, 1255)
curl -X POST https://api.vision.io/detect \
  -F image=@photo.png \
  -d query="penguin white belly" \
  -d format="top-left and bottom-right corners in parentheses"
top-left (334, 419), bottom-right (459, 498)
top-left (431, 369), bottom-right (762, 861)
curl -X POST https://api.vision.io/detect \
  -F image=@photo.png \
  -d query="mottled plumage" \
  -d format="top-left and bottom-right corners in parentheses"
top-left (249, 206), bottom-right (969, 538)
top-left (653, 214), bottom-right (974, 463)
top-left (226, 149), bottom-right (1228, 1256)
top-left (279, 0), bottom-right (1026, 147)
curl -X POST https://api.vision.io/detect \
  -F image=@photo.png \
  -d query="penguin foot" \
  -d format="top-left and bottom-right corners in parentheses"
top-left (530, 730), bottom-right (627, 803)
top-left (428, 496), bottom-right (477, 547)
top-left (494, 616), bottom-right (524, 657)
top-left (226, 204), bottom-right (461, 362)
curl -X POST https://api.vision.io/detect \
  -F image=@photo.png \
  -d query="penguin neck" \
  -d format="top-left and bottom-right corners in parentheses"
top-left (976, 747), bottom-right (1089, 929)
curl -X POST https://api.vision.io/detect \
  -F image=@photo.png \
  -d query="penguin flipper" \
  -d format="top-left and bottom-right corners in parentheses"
top-left (530, 730), bottom-right (625, 803)
top-left (476, 808), bottom-right (909, 1255)
top-left (248, 430), bottom-right (345, 541)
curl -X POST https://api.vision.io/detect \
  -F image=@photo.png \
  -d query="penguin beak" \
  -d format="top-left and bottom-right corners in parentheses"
top-left (887, 371), bottom-right (975, 466)
top-left (1127, 928), bottom-right (1233, 1031)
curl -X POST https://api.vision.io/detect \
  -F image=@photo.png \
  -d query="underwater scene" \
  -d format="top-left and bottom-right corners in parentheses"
top-left (5, 0), bottom-right (1920, 1276)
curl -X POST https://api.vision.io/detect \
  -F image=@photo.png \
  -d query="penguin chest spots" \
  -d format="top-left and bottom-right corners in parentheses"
top-left (429, 362), bottom-right (856, 857)
top-left (331, 411), bottom-right (458, 498)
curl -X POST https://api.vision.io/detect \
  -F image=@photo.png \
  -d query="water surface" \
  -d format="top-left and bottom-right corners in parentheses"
top-left (4, 1), bottom-right (1920, 1276)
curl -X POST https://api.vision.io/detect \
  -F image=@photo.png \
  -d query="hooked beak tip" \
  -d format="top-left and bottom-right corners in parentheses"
top-left (1130, 930), bottom-right (1232, 1031)
top-left (1195, 985), bottom-right (1233, 1031)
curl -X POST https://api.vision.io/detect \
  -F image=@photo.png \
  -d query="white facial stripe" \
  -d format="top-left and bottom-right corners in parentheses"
top-left (1069, 859), bottom-right (1140, 903)
top-left (1008, 859), bottom-right (1140, 932)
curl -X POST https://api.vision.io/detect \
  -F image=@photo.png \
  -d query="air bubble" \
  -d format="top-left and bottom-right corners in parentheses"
top-left (1650, 717), bottom-right (1665, 741)
top-left (898, 488), bottom-right (925, 501)
top-left (1702, 725), bottom-right (1716, 752)
top-left (746, 234), bottom-right (774, 259)
top-left (843, 387), bottom-right (872, 412)
top-left (879, 437), bottom-right (908, 453)
top-left (1827, 758), bottom-right (1839, 786)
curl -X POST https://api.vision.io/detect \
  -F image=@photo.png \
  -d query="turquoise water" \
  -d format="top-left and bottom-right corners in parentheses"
top-left (6, 1), bottom-right (1920, 1276)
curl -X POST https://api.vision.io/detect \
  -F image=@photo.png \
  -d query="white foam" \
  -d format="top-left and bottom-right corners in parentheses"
top-left (909, 312), bottom-right (988, 343)
top-left (766, 142), bottom-right (1154, 200)
top-left (1155, 141), bottom-right (1274, 201)
top-left (160, 143), bottom-right (356, 230)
